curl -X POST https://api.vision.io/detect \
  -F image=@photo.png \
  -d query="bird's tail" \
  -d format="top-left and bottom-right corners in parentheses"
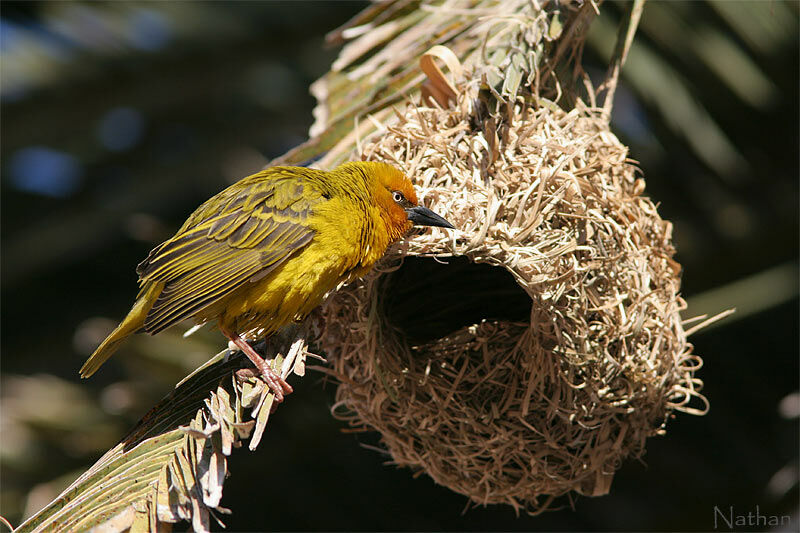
top-left (79, 282), bottom-right (163, 378)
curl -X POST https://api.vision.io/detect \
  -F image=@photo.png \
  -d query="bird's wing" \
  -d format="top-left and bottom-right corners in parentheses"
top-left (136, 172), bottom-right (325, 334)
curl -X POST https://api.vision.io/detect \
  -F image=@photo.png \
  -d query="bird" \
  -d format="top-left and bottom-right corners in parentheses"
top-left (79, 161), bottom-right (454, 401)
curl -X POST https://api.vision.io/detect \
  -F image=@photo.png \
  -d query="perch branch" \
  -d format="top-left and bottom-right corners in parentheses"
top-left (14, 322), bottom-right (320, 533)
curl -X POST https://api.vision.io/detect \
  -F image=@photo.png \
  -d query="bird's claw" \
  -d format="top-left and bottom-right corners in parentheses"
top-left (235, 364), bottom-right (293, 403)
top-left (260, 363), bottom-right (293, 403)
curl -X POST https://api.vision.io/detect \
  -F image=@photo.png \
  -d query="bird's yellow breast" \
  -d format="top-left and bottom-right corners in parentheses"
top-left (203, 194), bottom-right (393, 336)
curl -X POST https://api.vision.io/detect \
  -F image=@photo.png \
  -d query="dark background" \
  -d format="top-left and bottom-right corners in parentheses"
top-left (1, 1), bottom-right (797, 531)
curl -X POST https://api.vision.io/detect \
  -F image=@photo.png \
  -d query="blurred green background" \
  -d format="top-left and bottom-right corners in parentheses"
top-left (1, 1), bottom-right (797, 531)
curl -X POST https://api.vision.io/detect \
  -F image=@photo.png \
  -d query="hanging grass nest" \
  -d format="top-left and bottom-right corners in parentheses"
top-left (318, 67), bottom-right (707, 514)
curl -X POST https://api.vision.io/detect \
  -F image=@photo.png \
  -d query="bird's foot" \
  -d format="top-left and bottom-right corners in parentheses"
top-left (235, 365), bottom-right (293, 406)
top-left (222, 327), bottom-right (293, 402)
top-left (257, 362), bottom-right (293, 403)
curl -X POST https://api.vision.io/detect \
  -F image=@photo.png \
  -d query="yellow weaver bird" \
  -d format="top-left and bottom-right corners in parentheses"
top-left (80, 161), bottom-right (454, 400)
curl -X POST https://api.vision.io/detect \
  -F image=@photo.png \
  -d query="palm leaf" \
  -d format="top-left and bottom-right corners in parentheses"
top-left (273, 0), bottom-right (606, 169)
top-left (15, 326), bottom-right (317, 533)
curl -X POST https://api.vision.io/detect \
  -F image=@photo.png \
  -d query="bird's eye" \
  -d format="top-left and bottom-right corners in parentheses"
top-left (392, 191), bottom-right (405, 203)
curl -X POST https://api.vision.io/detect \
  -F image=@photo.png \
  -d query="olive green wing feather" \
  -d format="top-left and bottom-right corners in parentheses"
top-left (136, 171), bottom-right (325, 334)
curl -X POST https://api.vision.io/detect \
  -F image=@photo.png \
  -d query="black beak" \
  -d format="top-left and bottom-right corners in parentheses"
top-left (405, 205), bottom-right (455, 229)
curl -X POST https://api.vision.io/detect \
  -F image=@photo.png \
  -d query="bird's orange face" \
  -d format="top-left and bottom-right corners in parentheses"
top-left (373, 164), bottom-right (419, 233)
top-left (370, 163), bottom-right (453, 241)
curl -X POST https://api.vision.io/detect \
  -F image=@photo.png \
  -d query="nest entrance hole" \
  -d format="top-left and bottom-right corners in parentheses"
top-left (380, 256), bottom-right (532, 346)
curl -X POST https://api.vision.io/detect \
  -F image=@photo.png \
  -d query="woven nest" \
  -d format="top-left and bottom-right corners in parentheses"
top-left (318, 77), bottom-right (707, 513)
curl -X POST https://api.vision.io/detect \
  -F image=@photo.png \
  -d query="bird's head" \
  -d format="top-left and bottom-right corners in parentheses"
top-left (340, 161), bottom-right (454, 242)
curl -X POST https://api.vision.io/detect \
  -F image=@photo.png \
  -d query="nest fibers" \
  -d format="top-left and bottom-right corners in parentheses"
top-left (318, 80), bottom-right (707, 513)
